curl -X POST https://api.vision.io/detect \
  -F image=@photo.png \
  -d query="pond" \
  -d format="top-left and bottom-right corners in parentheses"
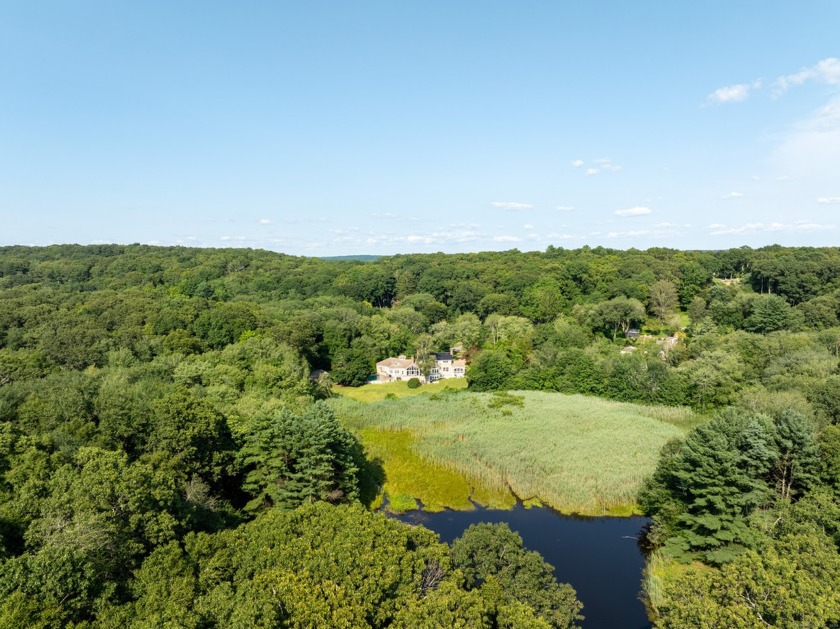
top-left (394, 504), bottom-right (651, 629)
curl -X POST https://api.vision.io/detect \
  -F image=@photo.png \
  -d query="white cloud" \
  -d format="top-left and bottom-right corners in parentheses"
top-left (607, 230), bottom-right (649, 238)
top-left (523, 223), bottom-right (534, 229)
top-left (571, 159), bottom-right (584, 167)
top-left (708, 83), bottom-right (753, 104)
top-left (372, 212), bottom-right (398, 218)
top-left (219, 235), bottom-right (232, 241)
top-left (491, 201), bottom-right (533, 210)
top-left (258, 218), bottom-right (273, 225)
top-left (366, 229), bottom-right (487, 248)
top-left (585, 168), bottom-right (600, 176)
top-left (594, 158), bottom-right (622, 171)
top-left (493, 235), bottom-right (523, 243)
top-left (721, 192), bottom-right (744, 199)
top-left (708, 221), bottom-right (837, 235)
top-left (774, 57), bottom-right (840, 93)
top-left (556, 205), bottom-right (575, 211)
top-left (818, 196), bottom-right (840, 204)
top-left (708, 59), bottom-right (840, 106)
top-left (615, 206), bottom-right (652, 217)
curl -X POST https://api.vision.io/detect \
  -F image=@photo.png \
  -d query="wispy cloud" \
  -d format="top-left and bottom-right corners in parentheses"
top-left (769, 96), bottom-right (840, 177)
top-left (708, 58), bottom-right (840, 104)
top-left (372, 212), bottom-right (399, 218)
top-left (607, 230), bottom-right (649, 238)
top-left (593, 158), bottom-right (622, 172)
top-left (774, 57), bottom-right (840, 94)
top-left (258, 218), bottom-right (273, 225)
top-left (608, 224), bottom-right (684, 239)
top-left (556, 205), bottom-right (575, 211)
top-left (707, 82), bottom-right (756, 104)
top-left (575, 158), bottom-right (621, 174)
top-left (615, 206), bottom-right (652, 217)
top-left (493, 235), bottom-right (523, 243)
top-left (708, 221), bottom-right (837, 235)
top-left (818, 196), bottom-right (840, 204)
top-left (491, 201), bottom-right (533, 211)
top-left (721, 192), bottom-right (744, 199)
top-left (523, 223), bottom-right (534, 230)
top-left (361, 229), bottom-right (487, 247)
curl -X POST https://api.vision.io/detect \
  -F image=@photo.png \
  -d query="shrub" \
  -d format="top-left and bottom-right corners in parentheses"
top-left (407, 378), bottom-right (421, 389)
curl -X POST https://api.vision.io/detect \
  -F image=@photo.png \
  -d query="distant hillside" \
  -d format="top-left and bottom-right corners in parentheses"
top-left (318, 254), bottom-right (380, 262)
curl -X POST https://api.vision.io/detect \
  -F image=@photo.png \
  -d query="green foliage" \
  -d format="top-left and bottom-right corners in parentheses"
top-left (641, 410), bottom-right (779, 563)
top-left (147, 389), bottom-right (238, 489)
top-left (117, 502), bottom-right (563, 629)
top-left (451, 522), bottom-right (583, 628)
top-left (406, 377), bottom-right (421, 389)
top-left (331, 342), bottom-right (374, 387)
top-left (745, 293), bottom-right (800, 333)
top-left (191, 302), bottom-right (259, 349)
top-left (241, 402), bottom-right (360, 511)
top-left (1, 244), bottom-right (839, 626)
top-left (592, 295), bottom-right (647, 339)
top-left (467, 349), bottom-right (514, 391)
top-left (0, 446), bottom-right (185, 623)
top-left (654, 531), bottom-right (840, 627)
top-left (487, 391), bottom-right (525, 409)
top-left (641, 408), bottom-right (826, 566)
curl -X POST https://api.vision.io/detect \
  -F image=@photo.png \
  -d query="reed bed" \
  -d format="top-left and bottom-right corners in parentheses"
top-left (331, 390), bottom-right (699, 515)
top-left (332, 377), bottom-right (467, 403)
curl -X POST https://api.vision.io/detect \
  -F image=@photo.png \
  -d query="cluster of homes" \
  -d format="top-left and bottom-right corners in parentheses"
top-left (375, 350), bottom-right (466, 384)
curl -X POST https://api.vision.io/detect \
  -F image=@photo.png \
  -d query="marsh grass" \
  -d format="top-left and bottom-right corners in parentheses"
top-left (332, 390), bottom-right (700, 515)
top-left (642, 551), bottom-right (717, 620)
top-left (358, 428), bottom-right (514, 512)
top-left (332, 377), bottom-right (468, 403)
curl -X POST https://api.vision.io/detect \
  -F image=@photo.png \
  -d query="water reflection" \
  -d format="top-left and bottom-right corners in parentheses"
top-left (393, 504), bottom-right (652, 629)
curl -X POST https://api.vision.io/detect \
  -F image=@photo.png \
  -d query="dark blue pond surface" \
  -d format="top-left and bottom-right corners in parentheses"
top-left (395, 504), bottom-right (651, 629)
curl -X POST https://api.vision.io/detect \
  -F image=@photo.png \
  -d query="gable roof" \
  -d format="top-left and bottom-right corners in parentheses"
top-left (377, 357), bottom-right (417, 370)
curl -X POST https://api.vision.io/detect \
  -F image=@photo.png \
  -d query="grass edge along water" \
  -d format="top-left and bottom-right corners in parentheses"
top-left (330, 386), bottom-right (700, 516)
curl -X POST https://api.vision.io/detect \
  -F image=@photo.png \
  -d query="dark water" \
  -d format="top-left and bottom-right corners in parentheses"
top-left (395, 504), bottom-right (652, 629)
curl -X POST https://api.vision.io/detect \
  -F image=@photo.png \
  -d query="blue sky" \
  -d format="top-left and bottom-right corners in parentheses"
top-left (2, 2), bottom-right (839, 255)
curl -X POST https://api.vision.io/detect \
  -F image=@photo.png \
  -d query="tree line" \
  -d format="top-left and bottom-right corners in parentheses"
top-left (1, 243), bottom-right (839, 627)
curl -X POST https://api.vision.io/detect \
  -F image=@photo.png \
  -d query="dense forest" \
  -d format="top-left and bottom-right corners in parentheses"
top-left (1, 243), bottom-right (839, 627)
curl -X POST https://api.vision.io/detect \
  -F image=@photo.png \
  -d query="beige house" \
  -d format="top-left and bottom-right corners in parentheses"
top-left (376, 351), bottom-right (466, 384)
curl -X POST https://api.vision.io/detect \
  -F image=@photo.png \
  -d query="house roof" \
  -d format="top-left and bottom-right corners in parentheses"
top-left (377, 357), bottom-right (417, 369)
top-left (434, 352), bottom-right (453, 361)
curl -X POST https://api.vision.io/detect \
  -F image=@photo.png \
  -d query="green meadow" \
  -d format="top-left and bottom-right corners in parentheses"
top-left (332, 377), bottom-right (468, 402)
top-left (331, 388), bottom-right (701, 515)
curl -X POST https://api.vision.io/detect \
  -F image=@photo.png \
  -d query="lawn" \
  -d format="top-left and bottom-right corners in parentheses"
top-left (332, 377), bottom-right (467, 402)
top-left (330, 389), bottom-right (700, 515)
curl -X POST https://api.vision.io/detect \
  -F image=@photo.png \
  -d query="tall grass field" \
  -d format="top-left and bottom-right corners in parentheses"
top-left (331, 389), bottom-right (700, 515)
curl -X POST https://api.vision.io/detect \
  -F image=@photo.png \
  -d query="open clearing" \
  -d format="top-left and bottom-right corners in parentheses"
top-left (332, 377), bottom-right (467, 402)
top-left (331, 388), bottom-right (700, 515)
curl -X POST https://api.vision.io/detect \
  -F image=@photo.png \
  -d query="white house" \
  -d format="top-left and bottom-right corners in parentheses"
top-left (376, 352), bottom-right (466, 384)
